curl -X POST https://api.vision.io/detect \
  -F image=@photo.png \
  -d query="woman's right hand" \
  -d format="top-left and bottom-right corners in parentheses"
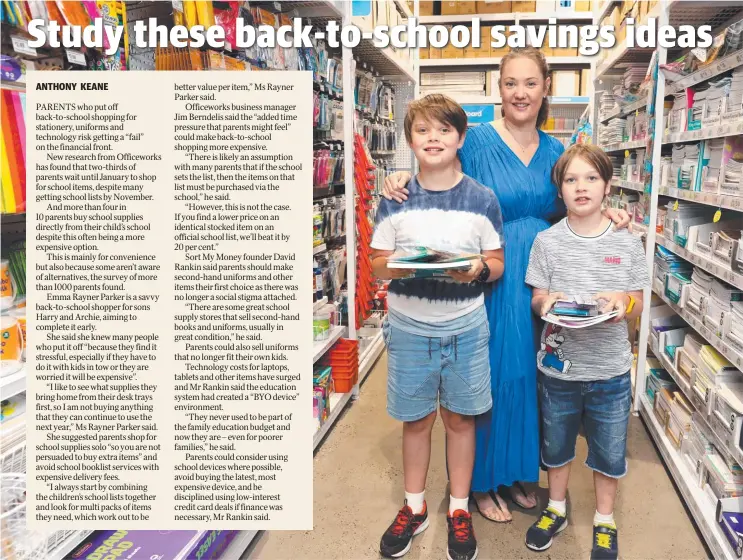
top-left (383, 171), bottom-right (412, 202)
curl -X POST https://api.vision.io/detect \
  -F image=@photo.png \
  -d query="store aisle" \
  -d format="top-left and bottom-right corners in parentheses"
top-left (251, 354), bottom-right (708, 560)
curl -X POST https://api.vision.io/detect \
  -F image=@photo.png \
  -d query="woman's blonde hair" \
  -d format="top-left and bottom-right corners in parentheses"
top-left (499, 47), bottom-right (551, 129)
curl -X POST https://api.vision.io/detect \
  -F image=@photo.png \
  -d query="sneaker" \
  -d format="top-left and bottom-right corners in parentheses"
top-left (525, 507), bottom-right (568, 552)
top-left (446, 510), bottom-right (478, 560)
top-left (591, 524), bottom-right (618, 560)
top-left (379, 500), bottom-right (429, 558)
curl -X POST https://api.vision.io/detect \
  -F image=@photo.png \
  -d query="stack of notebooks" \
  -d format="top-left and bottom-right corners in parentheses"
top-left (655, 245), bottom-right (692, 280)
top-left (543, 296), bottom-right (619, 328)
top-left (702, 137), bottom-right (726, 193)
top-left (600, 117), bottom-right (626, 146)
top-left (690, 84), bottom-right (711, 129)
top-left (705, 278), bottom-right (743, 336)
top-left (727, 301), bottom-right (743, 350)
top-left (688, 269), bottom-right (715, 317)
top-left (599, 90), bottom-right (617, 121)
top-left (682, 412), bottom-right (717, 478)
top-left (668, 91), bottom-right (691, 134)
top-left (420, 72), bottom-right (487, 98)
top-left (703, 78), bottom-right (730, 123)
top-left (720, 136), bottom-right (743, 197)
top-left (387, 247), bottom-right (481, 278)
top-left (724, 66), bottom-right (743, 119)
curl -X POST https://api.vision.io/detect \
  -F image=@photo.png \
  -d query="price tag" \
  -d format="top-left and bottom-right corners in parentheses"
top-left (274, 2), bottom-right (282, 10)
top-left (625, 150), bottom-right (630, 158)
top-left (714, 209), bottom-right (722, 223)
top-left (66, 49), bottom-right (86, 66)
top-left (172, 0), bottom-right (183, 11)
top-left (730, 197), bottom-right (741, 209)
top-left (673, 200), bottom-right (679, 211)
top-left (11, 36), bottom-right (36, 56)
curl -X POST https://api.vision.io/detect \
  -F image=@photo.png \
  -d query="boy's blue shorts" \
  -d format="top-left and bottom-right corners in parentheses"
top-left (382, 319), bottom-right (492, 422)
top-left (539, 371), bottom-right (632, 478)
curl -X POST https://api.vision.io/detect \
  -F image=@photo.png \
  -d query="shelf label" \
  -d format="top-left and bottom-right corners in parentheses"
top-left (11, 36), bottom-right (36, 57)
top-left (66, 49), bottom-right (86, 66)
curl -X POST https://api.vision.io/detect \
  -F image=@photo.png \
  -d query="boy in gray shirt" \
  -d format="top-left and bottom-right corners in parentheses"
top-left (524, 145), bottom-right (650, 560)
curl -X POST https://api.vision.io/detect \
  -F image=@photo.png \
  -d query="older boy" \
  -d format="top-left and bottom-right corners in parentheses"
top-left (371, 94), bottom-right (505, 560)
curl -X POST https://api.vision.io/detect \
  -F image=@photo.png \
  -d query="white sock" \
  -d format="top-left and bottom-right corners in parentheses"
top-left (547, 498), bottom-right (567, 517)
top-left (449, 495), bottom-right (469, 515)
top-left (405, 491), bottom-right (425, 514)
top-left (594, 510), bottom-right (615, 527)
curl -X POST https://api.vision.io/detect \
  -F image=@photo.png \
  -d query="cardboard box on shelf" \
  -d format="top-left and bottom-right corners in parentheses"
top-left (420, 46), bottom-right (430, 59)
top-left (575, 0), bottom-right (591, 11)
top-left (441, 1), bottom-right (459, 15)
top-left (459, 1), bottom-right (478, 14)
top-left (419, 1), bottom-right (435, 16)
top-left (490, 29), bottom-right (512, 57)
top-left (443, 43), bottom-right (464, 58)
top-left (512, 1), bottom-right (537, 12)
top-left (430, 46), bottom-right (443, 59)
top-left (466, 26), bottom-right (492, 58)
top-left (477, 0), bottom-right (512, 13)
top-left (552, 70), bottom-right (581, 96)
top-left (373, 0), bottom-right (389, 28)
top-left (580, 68), bottom-right (590, 95)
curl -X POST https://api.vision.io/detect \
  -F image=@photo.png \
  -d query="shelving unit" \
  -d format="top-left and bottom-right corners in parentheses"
top-left (420, 56), bottom-right (594, 67)
top-left (593, 2), bottom-right (743, 556)
top-left (1, 0), bottom-right (403, 557)
top-left (0, 367), bottom-right (25, 400)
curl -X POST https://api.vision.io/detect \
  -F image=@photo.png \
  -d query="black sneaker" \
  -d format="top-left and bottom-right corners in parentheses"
top-left (525, 507), bottom-right (568, 552)
top-left (591, 524), bottom-right (618, 560)
top-left (379, 500), bottom-right (429, 558)
top-left (447, 509), bottom-right (478, 560)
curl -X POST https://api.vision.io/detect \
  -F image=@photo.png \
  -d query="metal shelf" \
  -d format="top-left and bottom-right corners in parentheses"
top-left (663, 120), bottom-right (743, 144)
top-left (314, 391), bottom-right (353, 450)
top-left (420, 56), bottom-right (592, 68)
top-left (613, 179), bottom-right (646, 193)
top-left (313, 326), bottom-right (346, 364)
top-left (600, 139), bottom-right (646, 152)
top-left (659, 187), bottom-right (743, 213)
top-left (359, 329), bottom-right (384, 384)
top-left (639, 394), bottom-right (738, 560)
top-left (655, 235), bottom-right (743, 291)
top-left (652, 287), bottom-right (743, 370)
top-left (419, 11), bottom-right (593, 24)
top-left (48, 531), bottom-right (95, 560)
top-left (665, 49), bottom-right (743, 96)
top-left (355, 42), bottom-right (415, 81)
top-left (0, 367), bottom-right (26, 400)
top-left (600, 95), bottom-right (651, 124)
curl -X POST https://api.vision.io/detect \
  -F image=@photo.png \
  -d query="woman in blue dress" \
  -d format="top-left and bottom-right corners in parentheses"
top-left (384, 47), bottom-right (629, 522)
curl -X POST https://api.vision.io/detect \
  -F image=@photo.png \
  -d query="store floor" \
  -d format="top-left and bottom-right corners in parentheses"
top-left (250, 354), bottom-right (709, 560)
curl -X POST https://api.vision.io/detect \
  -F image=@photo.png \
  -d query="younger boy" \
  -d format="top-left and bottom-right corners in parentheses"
top-left (524, 144), bottom-right (650, 560)
top-left (371, 94), bottom-right (505, 560)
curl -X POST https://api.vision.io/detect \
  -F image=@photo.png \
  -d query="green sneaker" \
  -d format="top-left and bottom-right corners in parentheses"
top-left (525, 507), bottom-right (568, 552)
top-left (591, 524), bottom-right (618, 560)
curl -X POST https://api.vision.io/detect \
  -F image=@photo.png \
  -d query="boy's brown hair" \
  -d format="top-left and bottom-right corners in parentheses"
top-left (403, 94), bottom-right (468, 144)
top-left (551, 144), bottom-right (613, 192)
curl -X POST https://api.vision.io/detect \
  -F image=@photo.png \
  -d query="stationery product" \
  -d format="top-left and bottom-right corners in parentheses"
top-left (386, 247), bottom-right (481, 276)
top-left (0, 315), bottom-right (23, 377)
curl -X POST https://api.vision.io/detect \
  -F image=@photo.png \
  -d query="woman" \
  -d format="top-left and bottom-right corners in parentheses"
top-left (383, 47), bottom-right (630, 522)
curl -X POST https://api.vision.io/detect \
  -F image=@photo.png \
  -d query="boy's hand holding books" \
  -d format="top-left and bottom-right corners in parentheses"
top-left (446, 259), bottom-right (484, 283)
top-left (538, 292), bottom-right (566, 317)
top-left (594, 292), bottom-right (632, 323)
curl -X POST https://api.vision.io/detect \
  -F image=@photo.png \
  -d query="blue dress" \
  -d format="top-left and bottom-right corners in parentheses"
top-left (458, 124), bottom-right (565, 492)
